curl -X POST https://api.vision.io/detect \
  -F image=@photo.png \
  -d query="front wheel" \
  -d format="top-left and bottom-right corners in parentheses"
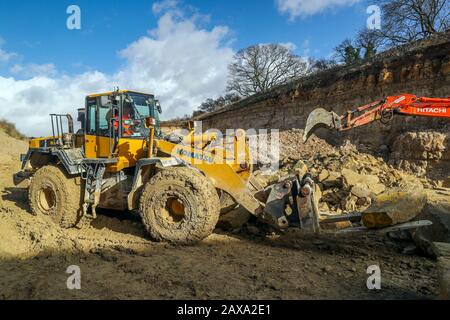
top-left (139, 167), bottom-right (220, 244)
top-left (28, 165), bottom-right (83, 228)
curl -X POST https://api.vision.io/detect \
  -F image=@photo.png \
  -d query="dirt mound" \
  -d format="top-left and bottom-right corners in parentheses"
top-left (0, 127), bottom-right (28, 165)
top-left (0, 119), bottom-right (26, 141)
top-left (0, 202), bottom-right (74, 259)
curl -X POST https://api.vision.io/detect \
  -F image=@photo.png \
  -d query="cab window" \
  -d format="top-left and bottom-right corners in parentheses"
top-left (86, 96), bottom-right (113, 137)
top-left (86, 98), bottom-right (97, 135)
top-left (98, 96), bottom-right (111, 137)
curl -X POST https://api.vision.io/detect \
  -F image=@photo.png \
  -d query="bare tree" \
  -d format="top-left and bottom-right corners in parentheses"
top-left (308, 58), bottom-right (337, 72)
top-left (356, 29), bottom-right (385, 59)
top-left (226, 44), bottom-right (308, 97)
top-left (377, 0), bottom-right (449, 45)
top-left (333, 39), bottom-right (362, 65)
top-left (197, 93), bottom-right (241, 113)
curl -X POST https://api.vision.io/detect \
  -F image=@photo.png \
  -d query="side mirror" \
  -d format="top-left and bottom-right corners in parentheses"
top-left (155, 101), bottom-right (162, 114)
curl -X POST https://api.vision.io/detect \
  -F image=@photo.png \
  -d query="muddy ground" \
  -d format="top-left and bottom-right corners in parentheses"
top-left (0, 129), bottom-right (441, 300)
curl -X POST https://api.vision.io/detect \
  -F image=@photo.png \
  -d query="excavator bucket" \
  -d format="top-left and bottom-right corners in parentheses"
top-left (303, 108), bottom-right (340, 143)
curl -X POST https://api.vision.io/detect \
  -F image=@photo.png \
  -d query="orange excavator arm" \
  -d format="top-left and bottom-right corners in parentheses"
top-left (303, 94), bottom-right (450, 142)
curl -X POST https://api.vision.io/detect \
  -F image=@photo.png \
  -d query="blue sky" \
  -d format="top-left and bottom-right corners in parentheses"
top-left (0, 0), bottom-right (371, 135)
top-left (0, 0), bottom-right (370, 75)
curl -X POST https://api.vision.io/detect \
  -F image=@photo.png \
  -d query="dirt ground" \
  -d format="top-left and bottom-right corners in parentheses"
top-left (0, 129), bottom-right (441, 300)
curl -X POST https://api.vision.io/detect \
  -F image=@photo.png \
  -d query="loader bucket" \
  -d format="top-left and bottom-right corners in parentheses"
top-left (303, 108), bottom-right (340, 143)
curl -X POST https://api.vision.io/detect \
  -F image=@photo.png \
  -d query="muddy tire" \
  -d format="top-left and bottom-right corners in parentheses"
top-left (140, 167), bottom-right (220, 244)
top-left (28, 165), bottom-right (83, 228)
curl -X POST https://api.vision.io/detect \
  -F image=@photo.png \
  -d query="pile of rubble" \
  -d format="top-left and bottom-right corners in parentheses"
top-left (225, 129), bottom-right (448, 238)
top-left (254, 135), bottom-right (423, 215)
top-left (277, 129), bottom-right (337, 161)
top-left (306, 144), bottom-right (423, 214)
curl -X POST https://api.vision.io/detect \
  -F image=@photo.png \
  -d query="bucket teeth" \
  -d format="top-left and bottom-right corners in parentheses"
top-left (303, 108), bottom-right (340, 143)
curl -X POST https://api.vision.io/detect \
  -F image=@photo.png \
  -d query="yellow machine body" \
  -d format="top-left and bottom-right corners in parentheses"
top-left (26, 90), bottom-right (262, 215)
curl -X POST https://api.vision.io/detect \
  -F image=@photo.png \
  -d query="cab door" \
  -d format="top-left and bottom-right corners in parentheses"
top-left (97, 95), bottom-right (114, 158)
top-left (84, 97), bottom-right (98, 158)
top-left (84, 96), bottom-right (115, 159)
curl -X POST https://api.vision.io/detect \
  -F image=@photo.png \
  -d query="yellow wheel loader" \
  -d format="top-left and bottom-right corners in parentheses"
top-left (13, 90), bottom-right (320, 244)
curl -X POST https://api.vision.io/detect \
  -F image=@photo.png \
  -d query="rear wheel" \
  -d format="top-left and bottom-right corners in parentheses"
top-left (140, 167), bottom-right (220, 244)
top-left (28, 165), bottom-right (83, 228)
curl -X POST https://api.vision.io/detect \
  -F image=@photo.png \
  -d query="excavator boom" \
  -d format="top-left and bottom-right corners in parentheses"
top-left (303, 94), bottom-right (450, 142)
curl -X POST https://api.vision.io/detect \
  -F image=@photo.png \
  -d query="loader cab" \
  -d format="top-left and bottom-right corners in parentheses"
top-left (82, 90), bottom-right (162, 171)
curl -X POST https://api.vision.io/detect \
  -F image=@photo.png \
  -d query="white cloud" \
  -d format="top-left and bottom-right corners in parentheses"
top-left (10, 63), bottom-right (57, 77)
top-left (0, 72), bottom-right (110, 137)
top-left (0, 49), bottom-right (13, 63)
top-left (152, 0), bottom-right (178, 14)
top-left (279, 42), bottom-right (297, 51)
top-left (0, 3), bottom-right (234, 137)
top-left (276, 0), bottom-right (361, 19)
top-left (115, 11), bottom-right (234, 118)
top-left (0, 38), bottom-right (16, 63)
top-left (301, 39), bottom-right (311, 56)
